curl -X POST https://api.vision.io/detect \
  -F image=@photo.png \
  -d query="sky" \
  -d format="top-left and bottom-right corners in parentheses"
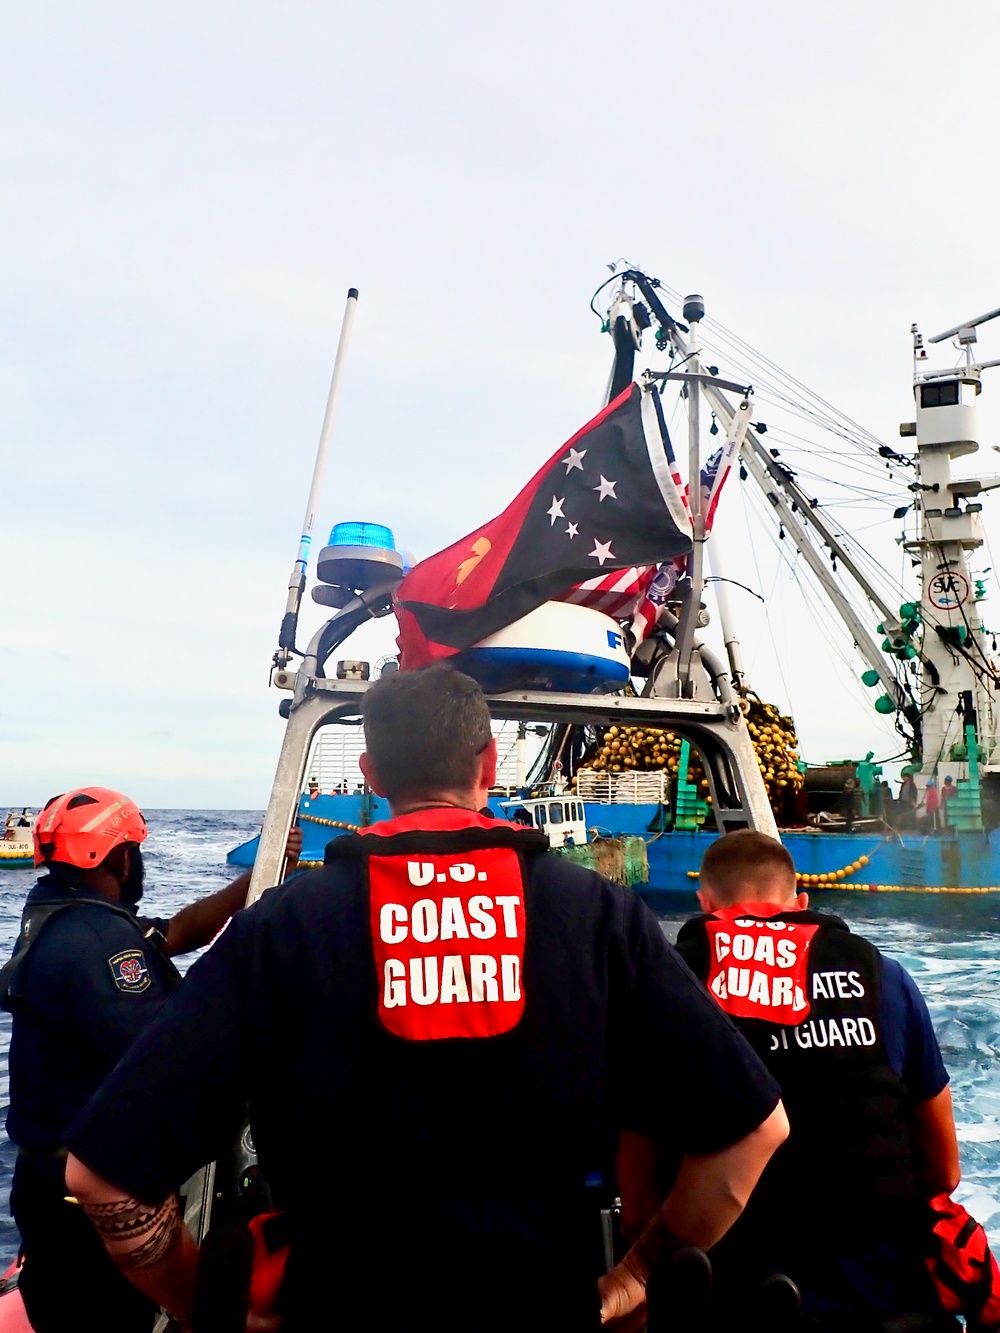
top-left (4, 0), bottom-right (1000, 808)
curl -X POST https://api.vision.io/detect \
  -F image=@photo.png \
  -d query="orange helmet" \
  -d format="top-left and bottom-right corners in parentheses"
top-left (34, 787), bottom-right (148, 869)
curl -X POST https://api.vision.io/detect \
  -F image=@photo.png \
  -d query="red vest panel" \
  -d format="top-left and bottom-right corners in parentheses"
top-left (704, 906), bottom-right (819, 1025)
top-left (369, 845), bottom-right (527, 1041)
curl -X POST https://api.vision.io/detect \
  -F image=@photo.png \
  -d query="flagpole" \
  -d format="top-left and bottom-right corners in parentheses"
top-left (675, 295), bottom-right (706, 694)
top-left (274, 287), bottom-right (359, 670)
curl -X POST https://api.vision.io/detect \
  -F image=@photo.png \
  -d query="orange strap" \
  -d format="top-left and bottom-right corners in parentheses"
top-left (248, 1212), bottom-right (290, 1317)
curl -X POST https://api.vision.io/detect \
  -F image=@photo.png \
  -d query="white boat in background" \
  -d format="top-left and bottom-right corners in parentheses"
top-left (0, 811), bottom-right (33, 867)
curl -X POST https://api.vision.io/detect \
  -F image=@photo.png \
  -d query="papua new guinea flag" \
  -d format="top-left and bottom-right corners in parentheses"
top-left (395, 382), bottom-right (692, 668)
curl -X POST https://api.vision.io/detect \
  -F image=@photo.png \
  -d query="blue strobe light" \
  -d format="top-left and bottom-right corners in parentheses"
top-left (328, 521), bottom-right (396, 550)
top-left (315, 519), bottom-right (403, 598)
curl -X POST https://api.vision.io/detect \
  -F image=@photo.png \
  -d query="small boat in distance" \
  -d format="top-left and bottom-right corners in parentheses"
top-left (0, 812), bottom-right (33, 867)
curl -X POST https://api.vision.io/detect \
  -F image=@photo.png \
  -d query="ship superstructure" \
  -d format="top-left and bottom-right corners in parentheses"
top-left (901, 311), bottom-right (1000, 819)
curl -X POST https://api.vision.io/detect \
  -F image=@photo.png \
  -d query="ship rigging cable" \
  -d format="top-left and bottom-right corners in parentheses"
top-left (740, 477), bottom-right (919, 753)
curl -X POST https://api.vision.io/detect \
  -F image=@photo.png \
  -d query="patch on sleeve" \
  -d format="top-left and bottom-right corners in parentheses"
top-left (107, 949), bottom-right (151, 994)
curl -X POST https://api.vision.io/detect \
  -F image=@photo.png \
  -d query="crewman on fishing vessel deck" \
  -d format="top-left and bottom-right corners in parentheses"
top-left (1, 786), bottom-right (301, 1333)
top-left (672, 829), bottom-right (960, 1328)
top-left (64, 665), bottom-right (787, 1333)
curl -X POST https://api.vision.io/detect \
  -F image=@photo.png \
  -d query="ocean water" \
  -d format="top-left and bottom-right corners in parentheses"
top-left (0, 812), bottom-right (996, 1263)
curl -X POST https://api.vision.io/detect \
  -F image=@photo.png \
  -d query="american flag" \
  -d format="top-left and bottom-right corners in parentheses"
top-left (560, 564), bottom-right (659, 621)
top-left (700, 442), bottom-right (735, 533)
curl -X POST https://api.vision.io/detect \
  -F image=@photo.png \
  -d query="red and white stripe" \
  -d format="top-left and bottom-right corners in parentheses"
top-left (560, 565), bottom-right (658, 621)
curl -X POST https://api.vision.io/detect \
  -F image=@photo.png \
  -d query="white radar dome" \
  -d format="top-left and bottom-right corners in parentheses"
top-left (454, 601), bottom-right (631, 693)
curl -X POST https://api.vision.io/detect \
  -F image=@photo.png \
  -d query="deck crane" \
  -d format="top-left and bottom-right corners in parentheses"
top-left (598, 268), bottom-right (1000, 820)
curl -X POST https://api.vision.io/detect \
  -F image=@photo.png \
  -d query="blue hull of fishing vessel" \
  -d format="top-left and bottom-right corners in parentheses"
top-left (227, 793), bottom-right (1000, 896)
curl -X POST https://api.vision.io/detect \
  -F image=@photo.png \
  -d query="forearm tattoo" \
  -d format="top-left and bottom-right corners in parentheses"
top-left (81, 1192), bottom-right (182, 1271)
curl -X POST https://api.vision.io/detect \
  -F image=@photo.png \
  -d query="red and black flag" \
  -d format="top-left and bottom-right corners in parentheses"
top-left (395, 383), bottom-right (691, 668)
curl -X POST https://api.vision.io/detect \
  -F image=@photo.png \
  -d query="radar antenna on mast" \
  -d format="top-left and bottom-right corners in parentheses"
top-left (929, 306), bottom-right (1000, 344)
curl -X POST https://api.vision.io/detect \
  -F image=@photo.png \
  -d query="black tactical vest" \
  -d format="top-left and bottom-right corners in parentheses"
top-left (0, 892), bottom-right (181, 1011)
top-left (677, 908), bottom-right (917, 1238)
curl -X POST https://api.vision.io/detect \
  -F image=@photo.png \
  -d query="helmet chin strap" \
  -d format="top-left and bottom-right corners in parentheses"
top-left (119, 845), bottom-right (145, 906)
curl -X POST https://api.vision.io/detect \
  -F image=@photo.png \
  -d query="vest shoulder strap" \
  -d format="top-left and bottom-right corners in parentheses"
top-left (0, 896), bottom-right (179, 1008)
top-left (0, 900), bottom-right (72, 1005)
top-left (325, 825), bottom-right (550, 862)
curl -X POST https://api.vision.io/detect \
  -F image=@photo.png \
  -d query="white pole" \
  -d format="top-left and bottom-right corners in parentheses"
top-left (676, 298), bottom-right (705, 693)
top-left (708, 538), bottom-right (746, 689)
top-left (275, 287), bottom-right (359, 667)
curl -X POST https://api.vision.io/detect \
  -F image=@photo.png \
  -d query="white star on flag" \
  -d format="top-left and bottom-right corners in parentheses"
top-left (565, 522), bottom-right (579, 539)
top-left (589, 539), bottom-right (614, 566)
top-left (593, 476), bottom-right (617, 502)
top-left (562, 446), bottom-right (587, 473)
top-left (546, 496), bottom-right (565, 526)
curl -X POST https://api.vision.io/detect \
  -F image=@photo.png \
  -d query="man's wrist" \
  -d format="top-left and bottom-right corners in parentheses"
top-left (620, 1246), bottom-right (651, 1288)
top-left (626, 1214), bottom-right (681, 1285)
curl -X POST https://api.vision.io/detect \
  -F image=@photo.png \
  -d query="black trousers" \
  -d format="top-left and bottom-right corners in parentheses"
top-left (11, 1153), bottom-right (157, 1333)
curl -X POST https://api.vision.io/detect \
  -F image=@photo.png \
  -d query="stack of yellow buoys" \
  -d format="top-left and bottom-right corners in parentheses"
top-left (797, 855), bottom-right (870, 887)
top-left (576, 726), bottom-right (683, 776)
top-left (573, 693), bottom-right (804, 819)
top-left (742, 696), bottom-right (804, 809)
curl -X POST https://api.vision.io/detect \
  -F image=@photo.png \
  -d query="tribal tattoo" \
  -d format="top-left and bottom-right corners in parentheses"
top-left (80, 1191), bottom-right (182, 1271)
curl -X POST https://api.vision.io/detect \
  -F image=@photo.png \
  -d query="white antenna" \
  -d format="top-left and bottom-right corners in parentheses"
top-left (274, 287), bottom-right (359, 670)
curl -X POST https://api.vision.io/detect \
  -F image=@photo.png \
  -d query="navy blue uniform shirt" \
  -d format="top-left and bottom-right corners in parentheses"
top-left (6, 878), bottom-right (175, 1150)
top-left (68, 825), bottom-right (780, 1333)
top-left (879, 955), bottom-right (949, 1100)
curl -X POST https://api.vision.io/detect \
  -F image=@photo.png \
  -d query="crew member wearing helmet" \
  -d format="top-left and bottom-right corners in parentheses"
top-left (1, 787), bottom-right (301, 1333)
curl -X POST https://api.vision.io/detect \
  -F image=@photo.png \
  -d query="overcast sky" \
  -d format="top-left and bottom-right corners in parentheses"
top-left (4, 1), bottom-right (1000, 808)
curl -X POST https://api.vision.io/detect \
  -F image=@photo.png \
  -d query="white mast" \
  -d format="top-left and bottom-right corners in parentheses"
top-left (674, 295), bottom-right (705, 694)
top-left (905, 311), bottom-right (1000, 790)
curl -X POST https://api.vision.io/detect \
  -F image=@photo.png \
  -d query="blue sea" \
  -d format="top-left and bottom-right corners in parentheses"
top-left (0, 810), bottom-right (996, 1262)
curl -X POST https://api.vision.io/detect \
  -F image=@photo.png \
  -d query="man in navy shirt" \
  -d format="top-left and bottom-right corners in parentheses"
top-left (3, 786), bottom-right (300, 1333)
top-left (671, 829), bottom-right (959, 1327)
top-left (65, 666), bottom-right (788, 1332)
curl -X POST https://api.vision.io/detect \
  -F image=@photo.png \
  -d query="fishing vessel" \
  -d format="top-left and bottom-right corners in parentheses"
top-left (0, 813), bottom-right (33, 868)
top-left (231, 272), bottom-right (1000, 896)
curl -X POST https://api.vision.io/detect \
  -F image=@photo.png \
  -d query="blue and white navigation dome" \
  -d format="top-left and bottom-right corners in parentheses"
top-left (455, 602), bottom-right (632, 694)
